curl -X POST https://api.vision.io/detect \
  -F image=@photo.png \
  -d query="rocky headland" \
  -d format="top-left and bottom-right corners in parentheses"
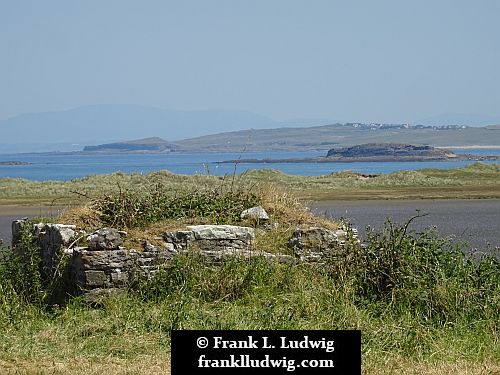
top-left (83, 137), bottom-right (179, 153)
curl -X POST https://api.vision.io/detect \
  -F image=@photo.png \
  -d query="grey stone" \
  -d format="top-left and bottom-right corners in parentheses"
top-left (12, 220), bottom-right (76, 248)
top-left (163, 225), bottom-right (254, 253)
top-left (143, 240), bottom-right (156, 252)
top-left (71, 243), bottom-right (177, 295)
top-left (289, 227), bottom-right (350, 262)
top-left (164, 242), bottom-right (176, 252)
top-left (110, 270), bottom-right (128, 285)
top-left (51, 224), bottom-right (77, 243)
top-left (162, 230), bottom-right (195, 250)
top-left (87, 227), bottom-right (123, 250)
top-left (187, 225), bottom-right (254, 241)
top-left (241, 206), bottom-right (269, 221)
top-left (84, 270), bottom-right (108, 287)
top-left (78, 249), bottom-right (134, 270)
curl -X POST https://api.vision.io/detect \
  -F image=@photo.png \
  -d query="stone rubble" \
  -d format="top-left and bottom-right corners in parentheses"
top-left (86, 227), bottom-right (123, 250)
top-left (11, 217), bottom-right (353, 300)
top-left (289, 226), bottom-right (353, 262)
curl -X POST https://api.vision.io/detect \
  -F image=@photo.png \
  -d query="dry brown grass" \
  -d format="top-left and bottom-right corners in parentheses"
top-left (121, 218), bottom-right (214, 249)
top-left (57, 203), bottom-right (102, 230)
top-left (254, 182), bottom-right (338, 229)
top-left (0, 358), bottom-right (170, 375)
top-left (366, 360), bottom-right (500, 375)
top-left (2, 358), bottom-right (498, 375)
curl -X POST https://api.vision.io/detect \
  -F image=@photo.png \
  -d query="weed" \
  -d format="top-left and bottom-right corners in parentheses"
top-left (325, 215), bottom-right (500, 326)
top-left (0, 207), bottom-right (499, 373)
top-left (93, 181), bottom-right (260, 229)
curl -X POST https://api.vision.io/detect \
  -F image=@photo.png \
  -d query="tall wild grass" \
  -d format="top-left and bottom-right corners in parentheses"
top-left (0, 215), bottom-right (498, 372)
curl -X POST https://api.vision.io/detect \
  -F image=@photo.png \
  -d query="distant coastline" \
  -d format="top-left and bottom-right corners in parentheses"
top-left (219, 155), bottom-right (500, 164)
top-left (438, 145), bottom-right (500, 149)
top-left (220, 144), bottom-right (500, 164)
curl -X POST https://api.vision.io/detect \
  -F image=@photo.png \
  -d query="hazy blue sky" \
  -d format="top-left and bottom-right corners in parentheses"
top-left (1, 0), bottom-right (500, 123)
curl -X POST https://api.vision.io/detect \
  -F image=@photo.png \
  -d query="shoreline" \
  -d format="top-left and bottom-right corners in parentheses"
top-left (1, 145), bottom-right (500, 156)
top-left (437, 145), bottom-right (500, 149)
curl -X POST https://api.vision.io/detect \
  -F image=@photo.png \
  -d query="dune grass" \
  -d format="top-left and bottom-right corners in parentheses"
top-left (1, 163), bottom-right (499, 206)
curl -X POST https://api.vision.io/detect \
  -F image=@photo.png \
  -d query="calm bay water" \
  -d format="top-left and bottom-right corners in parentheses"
top-left (0, 149), bottom-right (499, 181)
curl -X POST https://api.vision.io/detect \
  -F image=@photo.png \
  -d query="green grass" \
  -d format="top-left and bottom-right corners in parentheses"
top-left (1, 218), bottom-right (499, 374)
top-left (1, 164), bottom-right (500, 373)
top-left (1, 163), bottom-right (499, 205)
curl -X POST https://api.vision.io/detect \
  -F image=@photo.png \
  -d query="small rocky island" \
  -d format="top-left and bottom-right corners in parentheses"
top-left (221, 143), bottom-right (500, 163)
top-left (325, 143), bottom-right (456, 161)
top-left (0, 161), bottom-right (32, 165)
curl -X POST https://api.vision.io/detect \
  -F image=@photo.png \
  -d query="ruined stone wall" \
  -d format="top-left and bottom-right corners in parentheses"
top-left (12, 218), bottom-right (353, 301)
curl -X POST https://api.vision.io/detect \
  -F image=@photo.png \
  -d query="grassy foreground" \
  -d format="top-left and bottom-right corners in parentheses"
top-left (0, 178), bottom-right (499, 374)
top-left (0, 163), bottom-right (499, 205)
top-left (1, 228), bottom-right (499, 374)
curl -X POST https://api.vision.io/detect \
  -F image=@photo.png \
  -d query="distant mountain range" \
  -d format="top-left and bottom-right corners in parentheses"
top-left (81, 123), bottom-right (500, 154)
top-left (1, 104), bottom-right (500, 153)
top-left (0, 104), bottom-right (332, 153)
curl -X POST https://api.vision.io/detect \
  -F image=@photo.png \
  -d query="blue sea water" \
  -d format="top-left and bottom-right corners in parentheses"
top-left (0, 149), bottom-right (499, 181)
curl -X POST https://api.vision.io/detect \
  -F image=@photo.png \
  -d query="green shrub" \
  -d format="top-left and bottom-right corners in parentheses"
top-left (0, 222), bottom-right (45, 306)
top-left (325, 215), bottom-right (500, 325)
top-left (94, 181), bottom-right (260, 228)
top-left (0, 221), bottom-right (75, 314)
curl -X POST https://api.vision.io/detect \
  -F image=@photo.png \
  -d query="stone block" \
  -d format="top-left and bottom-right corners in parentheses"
top-left (289, 227), bottom-right (349, 262)
top-left (84, 270), bottom-right (108, 287)
top-left (187, 225), bottom-right (254, 241)
top-left (110, 270), bottom-right (128, 286)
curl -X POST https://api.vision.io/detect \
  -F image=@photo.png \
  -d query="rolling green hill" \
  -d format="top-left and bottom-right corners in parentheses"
top-left (176, 123), bottom-right (500, 152)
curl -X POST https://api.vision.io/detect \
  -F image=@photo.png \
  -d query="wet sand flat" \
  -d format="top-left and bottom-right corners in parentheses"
top-left (310, 199), bottom-right (500, 252)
